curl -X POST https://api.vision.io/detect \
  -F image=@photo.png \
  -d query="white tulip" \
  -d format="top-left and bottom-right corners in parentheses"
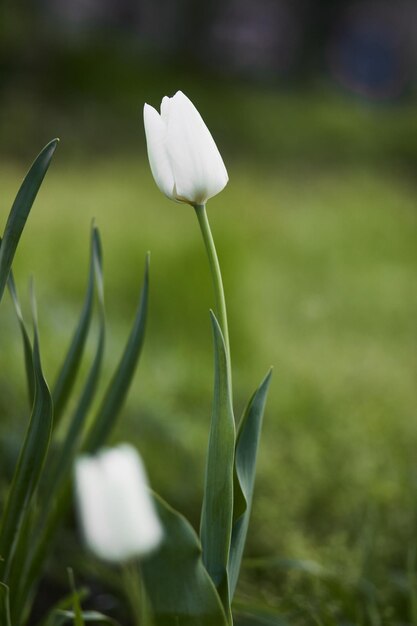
top-left (143, 90), bottom-right (228, 205)
top-left (75, 444), bottom-right (163, 563)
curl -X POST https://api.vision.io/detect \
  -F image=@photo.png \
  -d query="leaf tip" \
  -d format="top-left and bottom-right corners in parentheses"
top-left (208, 308), bottom-right (222, 334)
top-left (262, 367), bottom-right (273, 388)
top-left (144, 251), bottom-right (151, 281)
top-left (48, 137), bottom-right (60, 152)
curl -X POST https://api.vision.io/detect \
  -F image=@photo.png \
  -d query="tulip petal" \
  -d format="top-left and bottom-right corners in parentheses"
top-left (75, 444), bottom-right (163, 562)
top-left (143, 104), bottom-right (175, 200)
top-left (101, 445), bottom-right (163, 558)
top-left (160, 96), bottom-right (171, 123)
top-left (165, 91), bottom-right (228, 204)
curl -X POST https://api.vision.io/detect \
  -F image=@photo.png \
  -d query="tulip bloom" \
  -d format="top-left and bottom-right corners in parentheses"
top-left (143, 91), bottom-right (228, 205)
top-left (75, 444), bottom-right (163, 562)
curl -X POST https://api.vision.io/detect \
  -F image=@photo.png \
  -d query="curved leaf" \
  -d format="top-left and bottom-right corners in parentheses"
top-left (200, 311), bottom-right (235, 620)
top-left (12, 251), bottom-right (148, 622)
top-left (0, 285), bottom-right (53, 583)
top-left (46, 226), bottom-right (105, 498)
top-left (52, 224), bottom-right (101, 425)
top-left (84, 252), bottom-right (149, 452)
top-left (142, 492), bottom-right (228, 626)
top-left (0, 139), bottom-right (58, 304)
top-left (228, 369), bottom-right (272, 598)
top-left (7, 269), bottom-right (35, 406)
top-left (12, 229), bottom-right (104, 620)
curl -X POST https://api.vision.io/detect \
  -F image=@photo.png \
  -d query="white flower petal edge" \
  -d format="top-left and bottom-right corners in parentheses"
top-left (143, 91), bottom-right (228, 205)
top-left (75, 444), bottom-right (163, 563)
top-left (143, 103), bottom-right (175, 200)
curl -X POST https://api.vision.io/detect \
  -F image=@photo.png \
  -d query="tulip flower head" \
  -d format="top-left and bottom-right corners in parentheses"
top-left (75, 444), bottom-right (163, 563)
top-left (143, 91), bottom-right (228, 205)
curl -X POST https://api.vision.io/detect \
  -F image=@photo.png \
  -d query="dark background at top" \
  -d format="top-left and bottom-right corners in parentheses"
top-left (1, 0), bottom-right (416, 164)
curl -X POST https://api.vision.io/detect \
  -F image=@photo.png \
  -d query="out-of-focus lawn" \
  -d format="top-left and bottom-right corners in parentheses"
top-left (0, 83), bottom-right (416, 620)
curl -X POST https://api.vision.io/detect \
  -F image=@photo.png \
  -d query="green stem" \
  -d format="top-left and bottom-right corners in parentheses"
top-left (194, 204), bottom-right (232, 388)
top-left (123, 562), bottom-right (152, 626)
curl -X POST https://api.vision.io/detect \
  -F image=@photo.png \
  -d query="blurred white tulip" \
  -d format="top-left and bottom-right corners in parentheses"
top-left (75, 444), bottom-right (163, 562)
top-left (143, 90), bottom-right (228, 205)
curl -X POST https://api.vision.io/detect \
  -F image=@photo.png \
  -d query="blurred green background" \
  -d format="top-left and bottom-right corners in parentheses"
top-left (1, 1), bottom-right (417, 623)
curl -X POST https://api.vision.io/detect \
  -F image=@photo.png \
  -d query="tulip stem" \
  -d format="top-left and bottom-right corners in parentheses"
top-left (123, 562), bottom-right (152, 626)
top-left (194, 204), bottom-right (232, 388)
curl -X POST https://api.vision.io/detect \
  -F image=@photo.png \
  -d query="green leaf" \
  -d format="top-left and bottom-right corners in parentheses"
top-left (84, 252), bottom-right (149, 452)
top-left (200, 311), bottom-right (235, 620)
top-left (7, 269), bottom-right (35, 406)
top-left (12, 249), bottom-right (146, 622)
top-left (45, 226), bottom-right (105, 500)
top-left (228, 369), bottom-right (272, 599)
top-left (11, 230), bottom-right (104, 620)
top-left (6, 504), bottom-right (35, 623)
top-left (0, 284), bottom-right (53, 583)
top-left (0, 139), bottom-right (58, 304)
top-left (52, 224), bottom-right (101, 425)
top-left (141, 492), bottom-right (229, 626)
top-left (0, 583), bottom-right (12, 626)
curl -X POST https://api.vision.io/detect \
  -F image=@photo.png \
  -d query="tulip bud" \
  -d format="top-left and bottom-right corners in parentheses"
top-left (75, 444), bottom-right (163, 563)
top-left (143, 91), bottom-right (228, 205)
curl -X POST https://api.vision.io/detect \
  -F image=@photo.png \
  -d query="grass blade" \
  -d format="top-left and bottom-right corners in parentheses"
top-left (84, 252), bottom-right (149, 452)
top-left (0, 139), bottom-right (58, 304)
top-left (52, 225), bottom-right (101, 425)
top-left (7, 269), bottom-right (35, 407)
top-left (0, 284), bottom-right (53, 582)
top-left (68, 568), bottom-right (84, 626)
top-left (228, 369), bottom-right (272, 598)
top-left (142, 492), bottom-right (229, 626)
top-left (200, 311), bottom-right (235, 620)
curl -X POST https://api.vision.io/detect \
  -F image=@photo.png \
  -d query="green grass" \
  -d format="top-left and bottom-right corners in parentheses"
top-left (1, 146), bottom-right (416, 622)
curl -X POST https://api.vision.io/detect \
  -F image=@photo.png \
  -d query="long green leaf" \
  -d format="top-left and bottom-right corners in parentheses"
top-left (6, 504), bottom-right (35, 624)
top-left (13, 249), bottom-right (147, 621)
top-left (14, 487), bottom-right (69, 623)
top-left (0, 583), bottom-right (12, 626)
top-left (45, 227), bottom-right (105, 499)
top-left (7, 269), bottom-right (35, 406)
top-left (0, 138), bottom-right (58, 304)
top-left (141, 492), bottom-right (228, 626)
top-left (228, 369), bottom-right (272, 598)
top-left (12, 230), bottom-right (104, 621)
top-left (200, 311), bottom-right (235, 620)
top-left (84, 252), bottom-right (149, 452)
top-left (0, 285), bottom-right (53, 583)
top-left (52, 224), bottom-right (100, 425)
